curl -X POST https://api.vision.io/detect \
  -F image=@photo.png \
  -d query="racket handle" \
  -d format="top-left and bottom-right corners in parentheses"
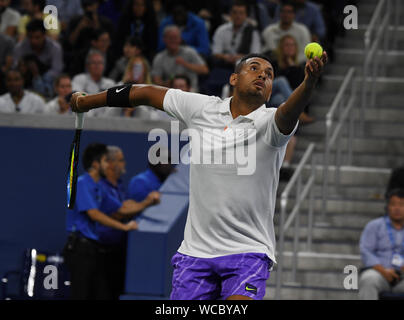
top-left (75, 112), bottom-right (84, 130)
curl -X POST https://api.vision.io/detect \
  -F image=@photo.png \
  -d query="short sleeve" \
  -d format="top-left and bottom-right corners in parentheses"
top-left (264, 108), bottom-right (298, 147)
top-left (127, 177), bottom-right (149, 202)
top-left (75, 179), bottom-right (99, 213)
top-left (163, 89), bottom-right (209, 126)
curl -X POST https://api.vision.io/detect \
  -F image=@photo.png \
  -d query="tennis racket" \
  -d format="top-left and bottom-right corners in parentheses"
top-left (66, 112), bottom-right (84, 209)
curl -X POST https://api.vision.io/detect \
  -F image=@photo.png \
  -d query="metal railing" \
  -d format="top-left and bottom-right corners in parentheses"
top-left (361, 0), bottom-right (394, 131)
top-left (275, 142), bottom-right (316, 300)
top-left (321, 68), bottom-right (357, 217)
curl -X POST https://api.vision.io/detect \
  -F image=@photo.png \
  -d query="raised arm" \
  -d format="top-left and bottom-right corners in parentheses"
top-left (275, 52), bottom-right (328, 135)
top-left (70, 84), bottom-right (169, 113)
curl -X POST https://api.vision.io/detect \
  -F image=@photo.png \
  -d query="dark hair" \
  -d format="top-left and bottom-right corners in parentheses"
top-left (386, 188), bottom-right (404, 201)
top-left (280, 1), bottom-right (296, 12)
top-left (32, 0), bottom-right (46, 10)
top-left (171, 74), bottom-right (191, 87)
top-left (234, 53), bottom-right (272, 73)
top-left (90, 28), bottom-right (109, 42)
top-left (54, 73), bottom-right (71, 87)
top-left (231, 0), bottom-right (250, 15)
top-left (82, 143), bottom-right (108, 171)
top-left (125, 36), bottom-right (144, 51)
top-left (26, 19), bottom-right (46, 34)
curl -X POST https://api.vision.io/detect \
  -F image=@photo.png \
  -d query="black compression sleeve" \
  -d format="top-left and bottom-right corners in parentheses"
top-left (106, 84), bottom-right (132, 107)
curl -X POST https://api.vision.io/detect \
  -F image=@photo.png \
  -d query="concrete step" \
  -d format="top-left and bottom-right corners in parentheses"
top-left (309, 105), bottom-right (404, 122)
top-left (333, 49), bottom-right (404, 66)
top-left (281, 225), bottom-right (363, 242)
top-left (297, 135), bottom-right (404, 156)
top-left (280, 165), bottom-right (391, 189)
top-left (298, 119), bottom-right (404, 139)
top-left (293, 149), bottom-right (404, 169)
top-left (274, 209), bottom-right (380, 229)
top-left (281, 238), bottom-right (358, 255)
top-left (264, 283), bottom-right (358, 300)
top-left (268, 269), bottom-right (352, 289)
top-left (342, 25), bottom-right (404, 41)
top-left (273, 251), bottom-right (362, 271)
top-left (335, 36), bottom-right (404, 50)
top-left (276, 197), bottom-right (384, 215)
top-left (312, 91), bottom-right (403, 108)
top-left (320, 74), bottom-right (404, 94)
top-left (325, 62), bottom-right (404, 77)
top-left (279, 181), bottom-right (386, 201)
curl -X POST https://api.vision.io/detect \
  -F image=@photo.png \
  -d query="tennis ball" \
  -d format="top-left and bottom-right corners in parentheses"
top-left (304, 42), bottom-right (323, 60)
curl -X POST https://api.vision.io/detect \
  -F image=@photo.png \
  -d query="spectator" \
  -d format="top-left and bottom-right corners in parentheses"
top-left (127, 147), bottom-right (175, 202)
top-left (97, 145), bottom-right (160, 300)
top-left (113, 0), bottom-right (158, 63)
top-left (386, 166), bottom-right (404, 197)
top-left (18, 0), bottom-right (61, 42)
top-left (0, 68), bottom-right (45, 113)
top-left (151, 25), bottom-right (209, 92)
top-left (359, 189), bottom-right (404, 300)
top-left (206, 0), bottom-right (261, 96)
top-left (69, 28), bottom-right (113, 77)
top-left (212, 0), bottom-right (261, 69)
top-left (122, 38), bottom-right (151, 85)
top-left (152, 0), bottom-right (166, 25)
top-left (14, 19), bottom-right (64, 89)
top-left (109, 36), bottom-right (144, 83)
top-left (46, 0), bottom-right (83, 31)
top-left (291, 0), bottom-right (326, 42)
top-left (0, 0), bottom-right (21, 38)
top-left (0, 32), bottom-right (14, 74)
top-left (71, 51), bottom-right (118, 117)
top-left (272, 34), bottom-right (314, 123)
top-left (97, 0), bottom-right (126, 26)
top-left (17, 54), bottom-right (53, 97)
top-left (62, 143), bottom-right (142, 300)
top-left (262, 1), bottom-right (310, 64)
top-left (66, 0), bottom-right (114, 51)
top-left (157, 1), bottom-right (210, 57)
top-left (44, 74), bottom-right (72, 115)
top-left (171, 74), bottom-right (191, 92)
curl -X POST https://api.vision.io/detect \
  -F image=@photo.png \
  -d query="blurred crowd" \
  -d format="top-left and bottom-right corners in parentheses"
top-left (0, 0), bottom-right (353, 119)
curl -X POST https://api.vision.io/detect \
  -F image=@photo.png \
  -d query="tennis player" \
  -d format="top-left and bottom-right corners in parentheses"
top-left (70, 52), bottom-right (327, 300)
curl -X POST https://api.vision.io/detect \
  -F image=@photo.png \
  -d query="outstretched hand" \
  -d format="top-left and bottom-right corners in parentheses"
top-left (68, 91), bottom-right (87, 113)
top-left (304, 51), bottom-right (328, 85)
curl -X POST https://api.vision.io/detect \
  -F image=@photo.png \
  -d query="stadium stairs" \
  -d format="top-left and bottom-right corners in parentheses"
top-left (266, 0), bottom-right (404, 299)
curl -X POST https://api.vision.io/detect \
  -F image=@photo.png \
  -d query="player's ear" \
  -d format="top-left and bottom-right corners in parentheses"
top-left (229, 73), bottom-right (238, 86)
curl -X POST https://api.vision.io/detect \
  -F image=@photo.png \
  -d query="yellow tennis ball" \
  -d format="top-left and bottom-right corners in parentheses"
top-left (304, 42), bottom-right (323, 60)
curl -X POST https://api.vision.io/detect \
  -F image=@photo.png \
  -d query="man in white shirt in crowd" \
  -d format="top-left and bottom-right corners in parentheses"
top-left (212, 0), bottom-right (261, 68)
top-left (0, 0), bottom-right (21, 38)
top-left (44, 74), bottom-right (72, 115)
top-left (69, 50), bottom-right (327, 300)
top-left (262, 1), bottom-right (311, 64)
top-left (72, 50), bottom-right (118, 117)
top-left (0, 68), bottom-right (45, 113)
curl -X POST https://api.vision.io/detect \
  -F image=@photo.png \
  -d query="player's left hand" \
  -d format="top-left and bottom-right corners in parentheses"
top-left (305, 51), bottom-right (328, 84)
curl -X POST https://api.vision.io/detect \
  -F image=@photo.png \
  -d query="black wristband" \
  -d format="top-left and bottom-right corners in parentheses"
top-left (106, 84), bottom-right (132, 108)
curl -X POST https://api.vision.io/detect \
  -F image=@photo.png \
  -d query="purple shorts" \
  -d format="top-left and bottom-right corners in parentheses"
top-left (170, 252), bottom-right (273, 300)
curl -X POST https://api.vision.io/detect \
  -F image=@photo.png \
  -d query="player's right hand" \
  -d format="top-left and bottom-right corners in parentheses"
top-left (69, 91), bottom-right (87, 113)
top-left (125, 220), bottom-right (138, 231)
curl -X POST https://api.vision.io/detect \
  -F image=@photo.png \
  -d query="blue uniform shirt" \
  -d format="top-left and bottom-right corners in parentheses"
top-left (97, 178), bottom-right (127, 245)
top-left (360, 216), bottom-right (404, 268)
top-left (66, 173), bottom-right (121, 241)
top-left (127, 169), bottom-right (162, 202)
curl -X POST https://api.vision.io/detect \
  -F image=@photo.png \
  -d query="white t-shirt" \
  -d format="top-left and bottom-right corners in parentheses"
top-left (0, 91), bottom-right (45, 113)
top-left (163, 89), bottom-right (297, 262)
